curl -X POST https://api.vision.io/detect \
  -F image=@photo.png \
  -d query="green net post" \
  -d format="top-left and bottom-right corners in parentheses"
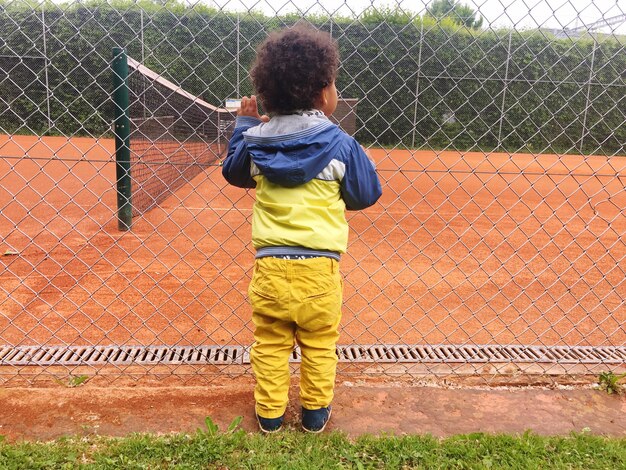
top-left (112, 47), bottom-right (132, 231)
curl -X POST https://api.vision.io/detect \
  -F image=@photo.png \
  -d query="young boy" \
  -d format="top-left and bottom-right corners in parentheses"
top-left (222, 24), bottom-right (382, 433)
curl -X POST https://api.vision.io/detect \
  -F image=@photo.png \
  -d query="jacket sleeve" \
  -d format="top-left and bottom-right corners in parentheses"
top-left (340, 139), bottom-right (382, 210)
top-left (221, 116), bottom-right (261, 189)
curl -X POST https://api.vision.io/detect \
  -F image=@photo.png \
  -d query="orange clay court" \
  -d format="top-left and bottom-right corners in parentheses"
top-left (1, 134), bottom-right (625, 350)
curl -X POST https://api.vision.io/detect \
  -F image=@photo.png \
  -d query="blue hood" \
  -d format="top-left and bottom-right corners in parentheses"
top-left (223, 113), bottom-right (383, 211)
top-left (243, 117), bottom-right (343, 187)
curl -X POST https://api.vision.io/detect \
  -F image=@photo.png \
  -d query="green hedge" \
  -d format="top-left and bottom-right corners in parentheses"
top-left (0, 0), bottom-right (624, 155)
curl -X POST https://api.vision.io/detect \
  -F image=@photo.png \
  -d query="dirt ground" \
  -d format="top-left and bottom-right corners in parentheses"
top-left (1, 378), bottom-right (625, 442)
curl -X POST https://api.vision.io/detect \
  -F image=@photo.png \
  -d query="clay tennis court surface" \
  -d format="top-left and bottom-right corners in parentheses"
top-left (2, 133), bottom-right (624, 351)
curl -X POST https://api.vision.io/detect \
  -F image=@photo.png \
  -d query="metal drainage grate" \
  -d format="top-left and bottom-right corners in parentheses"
top-left (1, 344), bottom-right (625, 366)
top-left (0, 345), bottom-right (243, 366)
top-left (334, 344), bottom-right (626, 364)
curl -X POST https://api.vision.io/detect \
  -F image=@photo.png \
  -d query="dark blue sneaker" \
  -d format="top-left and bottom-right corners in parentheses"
top-left (256, 414), bottom-right (284, 433)
top-left (301, 406), bottom-right (332, 433)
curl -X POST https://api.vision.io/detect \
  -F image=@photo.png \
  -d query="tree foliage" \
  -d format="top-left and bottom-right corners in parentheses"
top-left (0, 0), bottom-right (623, 155)
top-left (426, 0), bottom-right (483, 29)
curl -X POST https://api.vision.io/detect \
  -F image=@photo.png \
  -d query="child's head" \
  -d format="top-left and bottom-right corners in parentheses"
top-left (250, 24), bottom-right (339, 116)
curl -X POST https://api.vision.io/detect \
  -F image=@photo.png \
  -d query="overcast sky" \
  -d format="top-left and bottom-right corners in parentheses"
top-left (209, 0), bottom-right (625, 33)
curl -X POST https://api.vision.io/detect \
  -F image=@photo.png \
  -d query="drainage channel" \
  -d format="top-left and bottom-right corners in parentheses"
top-left (1, 344), bottom-right (625, 366)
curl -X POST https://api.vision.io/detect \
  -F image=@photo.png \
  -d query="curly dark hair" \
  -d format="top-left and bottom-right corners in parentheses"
top-left (250, 24), bottom-right (339, 115)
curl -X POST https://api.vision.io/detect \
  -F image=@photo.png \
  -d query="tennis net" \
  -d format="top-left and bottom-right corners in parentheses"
top-left (125, 56), bottom-right (235, 215)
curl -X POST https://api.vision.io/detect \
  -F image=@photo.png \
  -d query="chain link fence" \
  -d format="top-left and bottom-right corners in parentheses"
top-left (1, 0), bottom-right (625, 385)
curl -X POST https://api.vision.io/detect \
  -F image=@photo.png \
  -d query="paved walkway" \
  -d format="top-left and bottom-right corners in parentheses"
top-left (1, 380), bottom-right (625, 441)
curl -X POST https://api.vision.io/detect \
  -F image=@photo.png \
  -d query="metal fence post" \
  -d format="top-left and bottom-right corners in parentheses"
top-left (497, 31), bottom-right (513, 149)
top-left (411, 21), bottom-right (424, 149)
top-left (112, 47), bottom-right (132, 231)
top-left (41, 6), bottom-right (51, 132)
top-left (580, 39), bottom-right (597, 154)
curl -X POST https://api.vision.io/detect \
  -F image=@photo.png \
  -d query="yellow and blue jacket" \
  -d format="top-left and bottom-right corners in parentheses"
top-left (222, 111), bottom-right (382, 258)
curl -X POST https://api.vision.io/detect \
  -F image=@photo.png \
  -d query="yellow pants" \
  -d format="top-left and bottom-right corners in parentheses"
top-left (248, 256), bottom-right (343, 419)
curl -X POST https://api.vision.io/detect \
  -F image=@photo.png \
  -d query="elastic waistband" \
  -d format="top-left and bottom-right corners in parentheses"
top-left (254, 255), bottom-right (339, 274)
top-left (268, 254), bottom-right (321, 260)
top-left (256, 246), bottom-right (341, 261)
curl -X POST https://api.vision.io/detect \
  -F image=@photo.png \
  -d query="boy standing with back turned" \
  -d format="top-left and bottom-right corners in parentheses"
top-left (222, 24), bottom-right (382, 433)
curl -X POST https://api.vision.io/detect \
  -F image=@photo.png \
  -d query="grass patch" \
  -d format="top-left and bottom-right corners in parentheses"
top-left (54, 375), bottom-right (91, 388)
top-left (1, 429), bottom-right (625, 469)
top-left (598, 371), bottom-right (626, 395)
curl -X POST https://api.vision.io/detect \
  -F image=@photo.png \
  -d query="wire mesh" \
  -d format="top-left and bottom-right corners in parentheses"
top-left (0, 0), bottom-right (625, 385)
